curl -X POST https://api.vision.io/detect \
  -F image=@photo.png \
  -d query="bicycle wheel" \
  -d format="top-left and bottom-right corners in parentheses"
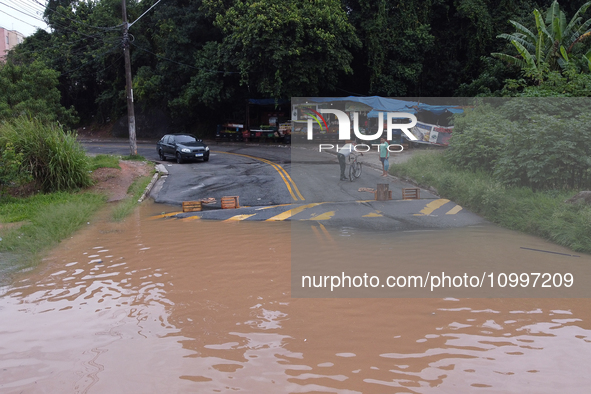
top-left (353, 162), bottom-right (362, 178)
top-left (349, 163), bottom-right (355, 182)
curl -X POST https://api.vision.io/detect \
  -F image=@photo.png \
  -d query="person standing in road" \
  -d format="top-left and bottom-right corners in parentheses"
top-left (337, 140), bottom-right (356, 181)
top-left (379, 137), bottom-right (390, 176)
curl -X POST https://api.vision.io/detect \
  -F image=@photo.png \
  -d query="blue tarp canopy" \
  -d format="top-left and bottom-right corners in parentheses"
top-left (300, 96), bottom-right (463, 116)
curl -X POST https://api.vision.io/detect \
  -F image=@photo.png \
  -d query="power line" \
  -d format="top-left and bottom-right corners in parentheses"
top-left (12, 35), bottom-right (120, 59)
top-left (128, 0), bottom-right (164, 28)
top-left (9, 0), bottom-right (45, 17)
top-left (130, 41), bottom-right (242, 74)
top-left (0, 0), bottom-right (107, 39)
top-left (0, 0), bottom-right (45, 22)
top-left (59, 42), bottom-right (122, 76)
top-left (0, 8), bottom-right (45, 31)
top-left (31, 0), bottom-right (123, 31)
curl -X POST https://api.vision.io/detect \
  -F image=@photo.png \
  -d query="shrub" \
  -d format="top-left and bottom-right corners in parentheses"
top-left (389, 152), bottom-right (591, 253)
top-left (447, 98), bottom-right (591, 190)
top-left (0, 117), bottom-right (92, 192)
top-left (0, 142), bottom-right (32, 195)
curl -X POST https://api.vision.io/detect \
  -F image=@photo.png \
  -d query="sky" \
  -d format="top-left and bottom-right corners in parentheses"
top-left (0, 0), bottom-right (49, 37)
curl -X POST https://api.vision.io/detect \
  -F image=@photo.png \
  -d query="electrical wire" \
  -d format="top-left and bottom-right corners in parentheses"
top-left (0, 0), bottom-right (108, 40)
top-left (31, 0), bottom-right (123, 31)
top-left (128, 0), bottom-right (164, 28)
top-left (0, 8), bottom-right (45, 30)
top-left (0, 0), bottom-right (46, 22)
top-left (335, 87), bottom-right (368, 96)
top-left (9, 0), bottom-right (45, 17)
top-left (130, 41), bottom-right (242, 74)
top-left (59, 42), bottom-right (122, 76)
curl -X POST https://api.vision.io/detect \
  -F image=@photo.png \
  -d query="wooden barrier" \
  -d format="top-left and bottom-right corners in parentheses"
top-left (221, 196), bottom-right (240, 209)
top-left (182, 201), bottom-right (203, 212)
top-left (402, 188), bottom-right (420, 200)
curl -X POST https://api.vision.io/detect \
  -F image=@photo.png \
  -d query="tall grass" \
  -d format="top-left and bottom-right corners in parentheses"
top-left (390, 152), bottom-right (591, 253)
top-left (0, 116), bottom-right (92, 192)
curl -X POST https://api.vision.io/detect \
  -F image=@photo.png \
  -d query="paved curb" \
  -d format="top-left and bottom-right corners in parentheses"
top-left (138, 164), bottom-right (170, 203)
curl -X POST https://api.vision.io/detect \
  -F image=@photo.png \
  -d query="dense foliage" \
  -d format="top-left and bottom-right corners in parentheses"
top-left (447, 98), bottom-right (591, 190)
top-left (0, 143), bottom-right (32, 196)
top-left (492, 1), bottom-right (591, 81)
top-left (0, 60), bottom-right (77, 125)
top-left (390, 152), bottom-right (591, 253)
top-left (0, 117), bottom-right (92, 192)
top-left (7, 0), bottom-right (591, 129)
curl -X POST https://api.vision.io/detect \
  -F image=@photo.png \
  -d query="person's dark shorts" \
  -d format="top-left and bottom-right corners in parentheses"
top-left (379, 157), bottom-right (386, 163)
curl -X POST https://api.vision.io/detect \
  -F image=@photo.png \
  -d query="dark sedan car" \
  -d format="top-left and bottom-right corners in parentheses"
top-left (157, 134), bottom-right (210, 163)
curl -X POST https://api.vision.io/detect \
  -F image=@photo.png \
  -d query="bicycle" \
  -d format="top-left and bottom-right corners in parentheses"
top-left (348, 153), bottom-right (362, 182)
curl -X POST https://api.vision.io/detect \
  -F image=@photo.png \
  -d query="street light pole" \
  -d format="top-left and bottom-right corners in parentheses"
top-left (122, 0), bottom-right (137, 156)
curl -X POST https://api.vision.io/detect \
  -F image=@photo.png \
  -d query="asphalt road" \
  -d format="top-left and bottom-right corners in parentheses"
top-left (81, 140), bottom-right (486, 231)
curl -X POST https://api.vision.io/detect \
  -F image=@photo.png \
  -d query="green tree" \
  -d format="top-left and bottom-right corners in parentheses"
top-left (11, 0), bottom-right (132, 124)
top-left (199, 0), bottom-right (360, 98)
top-left (341, 0), bottom-right (434, 96)
top-left (130, 0), bottom-right (222, 124)
top-left (0, 60), bottom-right (78, 125)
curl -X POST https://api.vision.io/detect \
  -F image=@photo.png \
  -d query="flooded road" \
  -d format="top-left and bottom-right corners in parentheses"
top-left (1, 202), bottom-right (591, 393)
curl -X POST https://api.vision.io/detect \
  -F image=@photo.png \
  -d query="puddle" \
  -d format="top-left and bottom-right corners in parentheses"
top-left (0, 202), bottom-right (590, 393)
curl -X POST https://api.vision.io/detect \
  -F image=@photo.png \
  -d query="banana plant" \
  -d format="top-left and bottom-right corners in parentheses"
top-left (493, 1), bottom-right (591, 78)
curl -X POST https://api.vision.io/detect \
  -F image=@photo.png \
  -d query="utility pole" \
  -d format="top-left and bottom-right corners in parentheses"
top-left (122, 0), bottom-right (137, 156)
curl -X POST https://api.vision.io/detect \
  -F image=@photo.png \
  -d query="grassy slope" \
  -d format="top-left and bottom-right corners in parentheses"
top-left (390, 151), bottom-right (591, 253)
top-left (1, 155), bottom-right (153, 276)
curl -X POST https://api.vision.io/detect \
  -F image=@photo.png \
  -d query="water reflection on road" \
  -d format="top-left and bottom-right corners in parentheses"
top-left (0, 202), bottom-right (590, 393)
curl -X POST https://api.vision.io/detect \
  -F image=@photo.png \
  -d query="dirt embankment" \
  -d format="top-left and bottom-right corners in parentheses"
top-left (88, 160), bottom-right (153, 202)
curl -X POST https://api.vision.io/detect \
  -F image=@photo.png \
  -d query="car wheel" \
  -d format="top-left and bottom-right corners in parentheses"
top-left (176, 152), bottom-right (184, 164)
top-left (158, 149), bottom-right (166, 161)
top-left (203, 156), bottom-right (209, 162)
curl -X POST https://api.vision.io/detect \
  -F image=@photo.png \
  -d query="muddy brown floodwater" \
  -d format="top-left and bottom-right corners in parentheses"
top-left (1, 201), bottom-right (591, 393)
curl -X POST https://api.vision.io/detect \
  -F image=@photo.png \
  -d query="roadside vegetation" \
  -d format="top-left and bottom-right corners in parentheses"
top-left (0, 117), bottom-right (152, 278)
top-left (89, 154), bottom-right (121, 170)
top-left (0, 117), bottom-right (92, 192)
top-left (391, 124), bottom-right (591, 254)
top-left (390, 2), bottom-right (591, 254)
top-left (0, 192), bottom-right (106, 265)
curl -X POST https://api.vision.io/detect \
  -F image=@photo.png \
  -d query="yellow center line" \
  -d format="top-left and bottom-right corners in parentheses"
top-left (413, 199), bottom-right (450, 216)
top-left (445, 205), bottom-right (463, 215)
top-left (213, 151), bottom-right (304, 201)
top-left (266, 203), bottom-right (324, 221)
top-left (224, 214), bottom-right (256, 222)
top-left (257, 157), bottom-right (305, 201)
